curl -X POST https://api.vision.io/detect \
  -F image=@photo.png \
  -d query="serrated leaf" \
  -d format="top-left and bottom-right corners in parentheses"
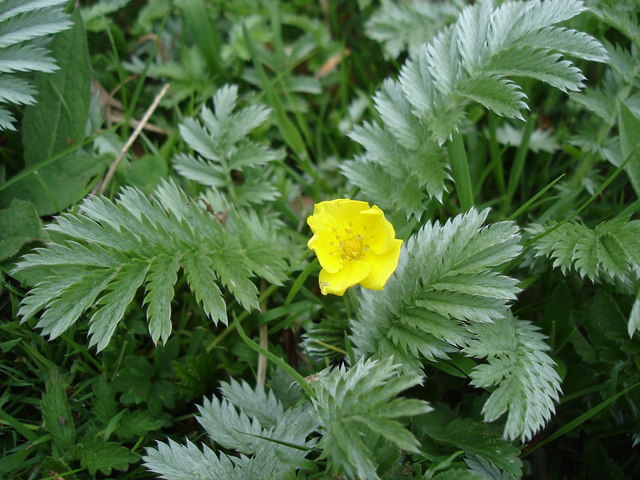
top-left (465, 455), bottom-right (511, 480)
top-left (0, 76), bottom-right (35, 104)
top-left (42, 370), bottom-right (76, 451)
top-left (365, 0), bottom-right (459, 59)
top-left (312, 357), bottom-right (431, 480)
top-left (175, 84), bottom-right (281, 208)
top-left (570, 89), bottom-right (613, 123)
top-left (35, 269), bottom-right (115, 340)
top-left (179, 118), bottom-right (219, 161)
top-left (144, 254), bottom-right (180, 345)
top-left (0, 44), bottom-right (57, 72)
top-left (17, 268), bottom-right (86, 320)
top-left (457, 75), bottom-right (527, 118)
top-left (92, 375), bottom-right (117, 426)
top-left (183, 251), bottom-right (227, 324)
top-left (0, 6), bottom-right (71, 48)
top-left (529, 219), bottom-right (640, 286)
top-left (208, 247), bottom-right (258, 311)
top-left (486, 47), bottom-right (585, 92)
top-left (347, 0), bottom-right (605, 211)
top-left (352, 209), bottom-right (522, 370)
top-left (13, 180), bottom-right (287, 349)
top-left (78, 436), bottom-right (138, 475)
top-left (302, 315), bottom-right (349, 362)
top-left (117, 410), bottom-right (165, 439)
top-left (219, 379), bottom-right (286, 429)
top-left (173, 153), bottom-right (226, 187)
top-left (88, 261), bottom-right (150, 351)
top-left (0, 105), bottom-right (16, 129)
top-left (197, 396), bottom-right (265, 454)
top-left (143, 439), bottom-right (242, 480)
top-left (516, 26), bottom-right (608, 62)
top-left (0, 1), bottom-right (70, 23)
top-left (227, 142), bottom-right (283, 170)
top-left (374, 79), bottom-right (422, 150)
top-left (465, 314), bottom-right (561, 442)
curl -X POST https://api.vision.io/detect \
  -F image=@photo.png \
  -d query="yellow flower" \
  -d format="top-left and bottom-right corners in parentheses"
top-left (307, 199), bottom-right (403, 296)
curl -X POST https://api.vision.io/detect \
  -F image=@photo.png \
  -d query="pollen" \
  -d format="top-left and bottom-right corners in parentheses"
top-left (340, 235), bottom-right (367, 260)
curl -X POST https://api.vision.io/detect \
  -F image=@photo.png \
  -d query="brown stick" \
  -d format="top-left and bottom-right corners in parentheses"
top-left (257, 324), bottom-right (268, 386)
top-left (97, 83), bottom-right (170, 195)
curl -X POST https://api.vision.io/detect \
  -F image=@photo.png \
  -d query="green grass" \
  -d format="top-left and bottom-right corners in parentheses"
top-left (1, 0), bottom-right (639, 479)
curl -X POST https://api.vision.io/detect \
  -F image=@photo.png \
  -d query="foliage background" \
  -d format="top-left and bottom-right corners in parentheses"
top-left (0, 0), bottom-right (639, 479)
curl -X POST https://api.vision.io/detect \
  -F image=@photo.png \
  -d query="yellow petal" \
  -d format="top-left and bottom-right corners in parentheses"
top-left (360, 239), bottom-right (403, 290)
top-left (308, 233), bottom-right (343, 273)
top-left (356, 205), bottom-right (397, 254)
top-left (307, 199), bottom-right (370, 235)
top-left (318, 260), bottom-right (371, 296)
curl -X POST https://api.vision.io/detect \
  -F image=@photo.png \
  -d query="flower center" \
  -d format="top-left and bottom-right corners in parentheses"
top-left (340, 235), bottom-right (367, 261)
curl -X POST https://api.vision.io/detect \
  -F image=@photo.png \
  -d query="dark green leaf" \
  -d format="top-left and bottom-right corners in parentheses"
top-left (77, 436), bottom-right (138, 475)
top-left (618, 103), bottom-right (640, 197)
top-left (0, 154), bottom-right (111, 216)
top-left (414, 409), bottom-right (522, 478)
top-left (124, 155), bottom-right (168, 194)
top-left (92, 375), bottom-right (117, 426)
top-left (0, 199), bottom-right (43, 261)
top-left (112, 356), bottom-right (153, 404)
top-left (22, 9), bottom-right (90, 166)
top-left (41, 370), bottom-right (76, 452)
top-left (116, 410), bottom-right (165, 439)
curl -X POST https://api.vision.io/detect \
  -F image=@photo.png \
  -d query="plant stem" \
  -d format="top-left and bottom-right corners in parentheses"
top-left (503, 114), bottom-right (536, 211)
top-left (257, 280), bottom-right (268, 385)
top-left (449, 131), bottom-right (474, 211)
top-left (234, 317), bottom-right (315, 399)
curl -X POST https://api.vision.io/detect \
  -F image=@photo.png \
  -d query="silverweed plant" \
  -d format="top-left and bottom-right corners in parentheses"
top-left (1, 0), bottom-right (639, 479)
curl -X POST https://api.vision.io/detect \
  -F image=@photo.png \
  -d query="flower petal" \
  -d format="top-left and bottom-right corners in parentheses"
top-left (307, 199), bottom-right (370, 235)
top-left (356, 205), bottom-right (397, 255)
top-left (360, 239), bottom-right (403, 290)
top-left (319, 260), bottom-right (371, 296)
top-left (308, 233), bottom-right (343, 273)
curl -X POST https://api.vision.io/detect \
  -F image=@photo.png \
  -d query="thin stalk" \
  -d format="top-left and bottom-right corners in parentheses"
top-left (449, 131), bottom-right (474, 211)
top-left (219, 150), bottom-right (237, 202)
top-left (523, 382), bottom-right (640, 457)
top-left (488, 113), bottom-right (505, 195)
top-left (235, 316), bottom-right (315, 399)
top-left (503, 114), bottom-right (536, 211)
top-left (257, 280), bottom-right (268, 385)
top-left (204, 284), bottom-right (279, 353)
top-left (32, 170), bottom-right (61, 212)
top-left (97, 84), bottom-right (170, 195)
top-left (507, 174), bottom-right (565, 221)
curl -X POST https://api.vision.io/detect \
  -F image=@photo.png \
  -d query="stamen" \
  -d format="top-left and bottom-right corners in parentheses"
top-left (340, 234), bottom-right (366, 261)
